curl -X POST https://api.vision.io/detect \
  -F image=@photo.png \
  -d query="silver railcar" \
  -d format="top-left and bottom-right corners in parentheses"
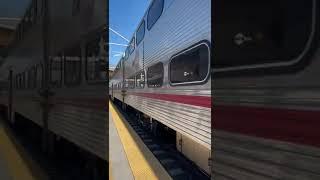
top-left (109, 0), bottom-right (211, 175)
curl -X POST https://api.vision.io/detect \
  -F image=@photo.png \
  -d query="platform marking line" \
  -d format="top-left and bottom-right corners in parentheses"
top-left (109, 163), bottom-right (113, 180)
top-left (0, 122), bottom-right (35, 180)
top-left (109, 102), bottom-right (172, 180)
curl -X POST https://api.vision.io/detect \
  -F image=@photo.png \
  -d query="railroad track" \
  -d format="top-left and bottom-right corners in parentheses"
top-left (114, 102), bottom-right (210, 180)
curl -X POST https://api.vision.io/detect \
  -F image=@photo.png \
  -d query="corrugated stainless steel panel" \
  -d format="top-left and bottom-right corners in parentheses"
top-left (49, 105), bottom-right (108, 160)
top-left (213, 131), bottom-right (320, 180)
top-left (125, 94), bottom-right (211, 148)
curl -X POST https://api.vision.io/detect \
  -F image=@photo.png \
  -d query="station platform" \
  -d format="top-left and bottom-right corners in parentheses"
top-left (0, 119), bottom-right (45, 180)
top-left (109, 101), bottom-right (172, 180)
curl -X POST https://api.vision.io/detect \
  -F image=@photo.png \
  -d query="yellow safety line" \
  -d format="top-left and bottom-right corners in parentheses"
top-left (109, 163), bottom-right (113, 180)
top-left (0, 122), bottom-right (35, 180)
top-left (109, 102), bottom-right (172, 180)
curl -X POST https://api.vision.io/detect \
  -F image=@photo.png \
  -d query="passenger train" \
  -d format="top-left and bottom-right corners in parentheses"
top-left (213, 0), bottom-right (320, 179)
top-left (0, 0), bottom-right (107, 178)
top-left (109, 0), bottom-right (211, 175)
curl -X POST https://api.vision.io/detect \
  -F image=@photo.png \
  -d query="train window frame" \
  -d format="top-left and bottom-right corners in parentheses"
top-left (50, 55), bottom-right (63, 88)
top-left (147, 0), bottom-right (164, 30)
top-left (135, 70), bottom-right (145, 88)
top-left (136, 20), bottom-right (145, 46)
top-left (147, 62), bottom-right (164, 88)
top-left (213, 0), bottom-right (318, 77)
top-left (169, 41), bottom-right (211, 86)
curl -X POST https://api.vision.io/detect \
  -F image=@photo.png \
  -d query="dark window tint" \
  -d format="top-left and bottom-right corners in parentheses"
top-left (170, 43), bottom-right (210, 84)
top-left (50, 55), bottom-right (62, 87)
top-left (135, 70), bottom-right (145, 88)
top-left (147, 62), bottom-right (163, 88)
top-left (64, 46), bottom-right (81, 85)
top-left (213, 0), bottom-right (314, 69)
top-left (147, 0), bottom-right (164, 30)
top-left (86, 35), bottom-right (107, 82)
top-left (136, 21), bottom-right (145, 46)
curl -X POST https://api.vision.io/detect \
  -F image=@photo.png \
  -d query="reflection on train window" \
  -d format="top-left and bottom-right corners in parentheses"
top-left (86, 36), bottom-right (107, 82)
top-left (64, 46), bottom-right (81, 86)
top-left (129, 37), bottom-right (135, 55)
top-left (147, 0), bottom-right (164, 30)
top-left (36, 64), bottom-right (43, 88)
top-left (50, 55), bottom-right (62, 87)
top-left (136, 21), bottom-right (145, 46)
top-left (135, 71), bottom-right (145, 88)
top-left (170, 43), bottom-right (210, 85)
top-left (147, 62), bottom-right (163, 88)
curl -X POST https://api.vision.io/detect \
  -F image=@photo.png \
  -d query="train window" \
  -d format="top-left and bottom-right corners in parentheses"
top-left (147, 0), bottom-right (164, 30)
top-left (136, 21), bottom-right (145, 46)
top-left (147, 62), bottom-right (163, 88)
top-left (135, 70), bottom-right (145, 88)
top-left (213, 0), bottom-right (316, 73)
top-left (64, 46), bottom-right (81, 86)
top-left (50, 55), bottom-right (62, 87)
top-left (85, 36), bottom-right (107, 82)
top-left (169, 43), bottom-right (210, 85)
top-left (129, 37), bottom-right (135, 55)
top-left (36, 64), bottom-right (43, 88)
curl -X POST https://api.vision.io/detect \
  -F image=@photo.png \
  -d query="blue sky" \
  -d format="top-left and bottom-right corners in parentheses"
top-left (109, 0), bottom-right (151, 68)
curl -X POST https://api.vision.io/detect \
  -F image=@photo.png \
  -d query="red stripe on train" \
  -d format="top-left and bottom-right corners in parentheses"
top-left (214, 105), bottom-right (320, 147)
top-left (129, 92), bottom-right (211, 108)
